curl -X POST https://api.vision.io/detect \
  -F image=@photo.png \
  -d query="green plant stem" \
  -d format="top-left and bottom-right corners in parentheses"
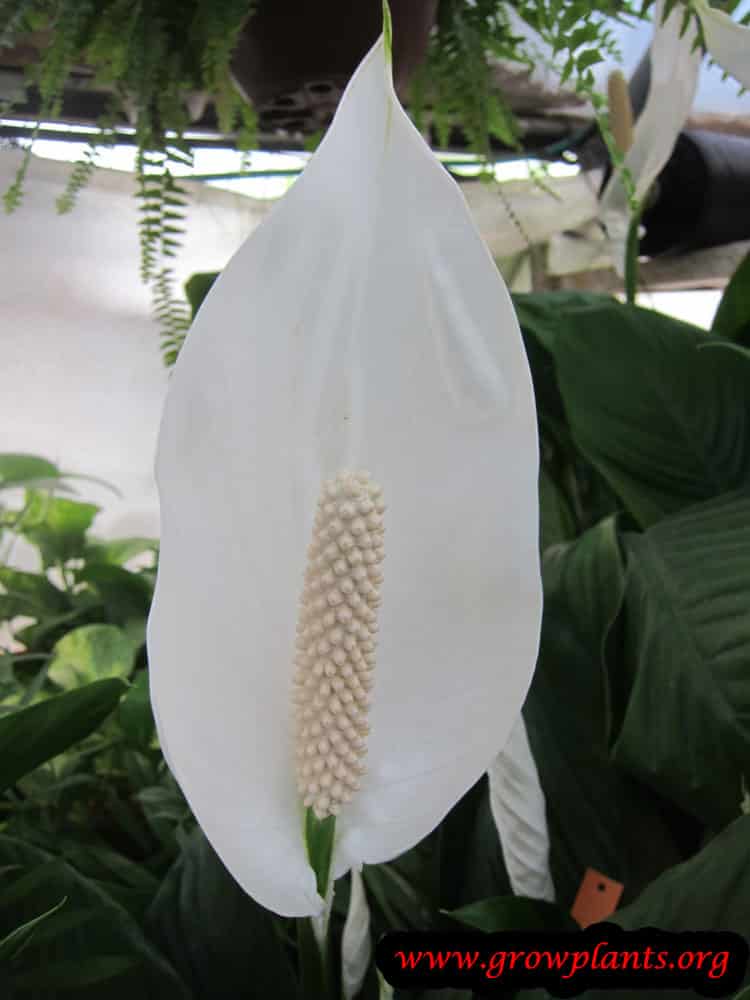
top-left (382, 0), bottom-right (393, 64)
top-left (300, 808), bottom-right (337, 995)
top-left (624, 208), bottom-right (642, 306)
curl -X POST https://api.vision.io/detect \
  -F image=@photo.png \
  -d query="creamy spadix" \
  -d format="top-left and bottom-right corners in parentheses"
top-left (293, 471), bottom-right (385, 819)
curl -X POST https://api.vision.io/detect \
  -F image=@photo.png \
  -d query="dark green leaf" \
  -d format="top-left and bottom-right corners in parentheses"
top-left (513, 292), bottom-right (617, 355)
top-left (613, 491), bottom-right (750, 827)
top-left (525, 518), bottom-right (692, 908)
top-left (184, 272), bottom-right (219, 319)
top-left (147, 828), bottom-right (298, 999)
top-left (577, 817), bottom-right (750, 1000)
top-left (134, 778), bottom-right (190, 849)
top-left (513, 292), bottom-right (616, 442)
top-left (364, 856), bottom-right (433, 932)
top-left (58, 839), bottom-right (158, 921)
top-left (0, 567), bottom-right (68, 621)
top-left (614, 814), bottom-right (750, 930)
top-left (539, 466), bottom-right (575, 551)
top-left (527, 821), bottom-right (750, 1000)
top-left (548, 302), bottom-right (750, 526)
top-left (297, 917), bottom-right (328, 1000)
top-left (118, 671), bottom-right (155, 748)
top-left (12, 955), bottom-right (139, 989)
top-left (515, 293), bottom-right (624, 533)
top-left (712, 250), bottom-right (750, 347)
top-left (10, 601), bottom-right (97, 656)
top-left (446, 896), bottom-right (577, 932)
top-left (77, 563), bottom-right (152, 626)
top-left (0, 897), bottom-right (66, 963)
top-left (0, 678), bottom-right (125, 791)
top-left (0, 836), bottom-right (190, 998)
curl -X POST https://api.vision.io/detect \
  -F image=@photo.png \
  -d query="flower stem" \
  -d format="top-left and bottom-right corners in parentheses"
top-left (299, 808), bottom-right (337, 995)
top-left (382, 0), bottom-right (393, 66)
top-left (624, 205), bottom-right (642, 306)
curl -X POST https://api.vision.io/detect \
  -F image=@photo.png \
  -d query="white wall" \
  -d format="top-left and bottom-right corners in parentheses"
top-left (0, 149), bottom-right (272, 540)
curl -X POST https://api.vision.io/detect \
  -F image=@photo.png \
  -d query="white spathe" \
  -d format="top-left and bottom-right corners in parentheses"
top-left (600, 0), bottom-right (701, 274)
top-left (341, 868), bottom-right (372, 1000)
top-left (695, 0), bottom-right (750, 91)
top-left (147, 36), bottom-right (542, 918)
top-left (488, 715), bottom-right (555, 902)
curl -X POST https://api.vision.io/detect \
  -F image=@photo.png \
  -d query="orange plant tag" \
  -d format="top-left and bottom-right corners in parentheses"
top-left (571, 868), bottom-right (624, 927)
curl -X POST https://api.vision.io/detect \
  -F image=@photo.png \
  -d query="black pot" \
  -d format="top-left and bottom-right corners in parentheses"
top-left (640, 129), bottom-right (750, 256)
top-left (230, 0), bottom-right (437, 136)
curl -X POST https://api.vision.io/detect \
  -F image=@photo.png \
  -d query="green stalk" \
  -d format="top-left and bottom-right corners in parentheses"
top-left (382, 0), bottom-right (393, 65)
top-left (624, 203), bottom-right (643, 306)
top-left (299, 808), bottom-right (337, 997)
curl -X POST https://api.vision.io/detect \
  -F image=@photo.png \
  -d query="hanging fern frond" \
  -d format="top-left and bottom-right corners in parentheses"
top-left (135, 143), bottom-right (192, 363)
top-left (136, 149), bottom-right (166, 283)
top-left (56, 118), bottom-right (117, 214)
top-left (3, 0), bottom-right (97, 212)
top-left (425, 0), bottom-right (525, 156)
top-left (55, 145), bottom-right (98, 214)
top-left (35, 0), bottom-right (96, 117)
top-left (2, 142), bottom-right (33, 213)
top-left (192, 1), bottom-right (256, 136)
top-left (0, 0), bottom-right (257, 364)
top-left (506, 0), bottom-right (639, 204)
top-left (153, 266), bottom-right (191, 367)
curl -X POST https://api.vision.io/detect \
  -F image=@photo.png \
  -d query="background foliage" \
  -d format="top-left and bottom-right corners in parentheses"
top-left (1, 249), bottom-right (750, 996)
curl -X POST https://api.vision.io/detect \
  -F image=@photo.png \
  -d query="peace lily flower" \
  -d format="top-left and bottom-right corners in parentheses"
top-left (601, 0), bottom-right (750, 274)
top-left (600, 0), bottom-right (701, 274)
top-left (147, 21), bottom-right (542, 919)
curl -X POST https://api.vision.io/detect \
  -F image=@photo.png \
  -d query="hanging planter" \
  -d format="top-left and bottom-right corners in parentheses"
top-left (230, 0), bottom-right (437, 136)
